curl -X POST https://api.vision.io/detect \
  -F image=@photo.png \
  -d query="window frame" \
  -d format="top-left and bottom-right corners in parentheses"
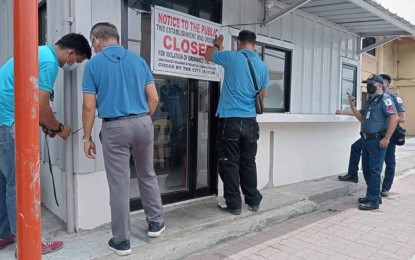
top-left (38, 0), bottom-right (47, 45)
top-left (340, 63), bottom-right (358, 111)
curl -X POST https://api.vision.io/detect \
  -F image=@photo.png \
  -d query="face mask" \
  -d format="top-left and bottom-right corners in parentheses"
top-left (367, 84), bottom-right (377, 95)
top-left (62, 52), bottom-right (78, 71)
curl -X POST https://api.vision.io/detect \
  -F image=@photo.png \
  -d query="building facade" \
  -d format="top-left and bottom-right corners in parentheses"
top-left (1, 0), bottom-right (414, 231)
top-left (361, 36), bottom-right (415, 134)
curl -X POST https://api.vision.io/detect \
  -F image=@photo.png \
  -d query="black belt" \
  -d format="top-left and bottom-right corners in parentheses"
top-left (103, 113), bottom-right (148, 123)
top-left (360, 131), bottom-right (385, 140)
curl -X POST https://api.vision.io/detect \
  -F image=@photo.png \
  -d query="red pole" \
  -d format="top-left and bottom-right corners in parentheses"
top-left (13, 0), bottom-right (41, 259)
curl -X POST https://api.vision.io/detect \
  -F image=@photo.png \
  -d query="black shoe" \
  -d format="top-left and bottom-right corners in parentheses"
top-left (358, 197), bottom-right (367, 203)
top-left (338, 174), bottom-right (358, 183)
top-left (358, 201), bottom-right (379, 210)
top-left (380, 190), bottom-right (389, 197)
top-left (217, 202), bottom-right (241, 215)
top-left (248, 205), bottom-right (259, 212)
top-left (108, 238), bottom-right (132, 256)
top-left (358, 197), bottom-right (382, 204)
top-left (148, 222), bottom-right (166, 237)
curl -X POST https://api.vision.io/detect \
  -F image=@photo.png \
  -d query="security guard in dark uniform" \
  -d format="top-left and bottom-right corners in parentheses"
top-left (349, 74), bottom-right (398, 210)
top-left (379, 74), bottom-right (406, 197)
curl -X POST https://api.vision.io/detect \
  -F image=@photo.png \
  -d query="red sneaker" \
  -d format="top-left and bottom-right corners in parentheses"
top-left (41, 238), bottom-right (63, 254)
top-left (0, 234), bottom-right (15, 250)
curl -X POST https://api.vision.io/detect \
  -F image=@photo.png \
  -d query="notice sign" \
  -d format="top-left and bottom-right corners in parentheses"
top-left (151, 5), bottom-right (221, 81)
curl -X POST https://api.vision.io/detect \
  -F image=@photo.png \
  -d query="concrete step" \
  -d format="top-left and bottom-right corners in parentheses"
top-left (101, 175), bottom-right (361, 260)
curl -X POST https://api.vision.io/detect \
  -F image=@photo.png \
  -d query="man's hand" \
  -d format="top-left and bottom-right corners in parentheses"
top-left (84, 139), bottom-right (96, 159)
top-left (57, 124), bottom-right (71, 140)
top-left (379, 137), bottom-right (390, 149)
top-left (348, 96), bottom-right (356, 107)
top-left (41, 126), bottom-right (56, 138)
top-left (214, 35), bottom-right (224, 49)
top-left (335, 109), bottom-right (342, 115)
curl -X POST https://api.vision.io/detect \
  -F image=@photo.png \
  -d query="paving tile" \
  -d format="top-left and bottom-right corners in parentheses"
top-left (46, 239), bottom-right (100, 260)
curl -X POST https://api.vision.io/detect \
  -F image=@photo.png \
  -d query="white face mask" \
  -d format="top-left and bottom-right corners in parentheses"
top-left (62, 52), bottom-right (78, 71)
top-left (62, 62), bottom-right (78, 71)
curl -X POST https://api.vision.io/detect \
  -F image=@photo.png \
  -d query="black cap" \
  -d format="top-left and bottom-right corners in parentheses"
top-left (362, 74), bottom-right (384, 84)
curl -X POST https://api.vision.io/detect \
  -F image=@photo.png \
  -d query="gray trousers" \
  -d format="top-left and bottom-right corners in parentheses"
top-left (101, 115), bottom-right (163, 243)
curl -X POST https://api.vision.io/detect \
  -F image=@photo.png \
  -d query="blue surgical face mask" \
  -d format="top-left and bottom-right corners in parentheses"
top-left (62, 52), bottom-right (78, 71)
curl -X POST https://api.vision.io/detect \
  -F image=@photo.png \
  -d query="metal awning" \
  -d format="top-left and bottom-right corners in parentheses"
top-left (268, 0), bottom-right (415, 37)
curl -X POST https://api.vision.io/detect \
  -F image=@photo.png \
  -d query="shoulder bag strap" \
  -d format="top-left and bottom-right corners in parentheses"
top-left (242, 52), bottom-right (260, 93)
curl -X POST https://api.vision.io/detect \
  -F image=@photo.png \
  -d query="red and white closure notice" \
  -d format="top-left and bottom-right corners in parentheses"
top-left (151, 5), bottom-right (221, 81)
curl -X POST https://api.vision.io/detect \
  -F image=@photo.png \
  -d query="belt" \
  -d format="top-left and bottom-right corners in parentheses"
top-left (103, 113), bottom-right (148, 123)
top-left (360, 131), bottom-right (385, 140)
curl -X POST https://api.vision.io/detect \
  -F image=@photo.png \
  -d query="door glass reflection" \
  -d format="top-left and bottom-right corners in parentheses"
top-left (197, 81), bottom-right (210, 188)
top-left (130, 76), bottom-right (189, 199)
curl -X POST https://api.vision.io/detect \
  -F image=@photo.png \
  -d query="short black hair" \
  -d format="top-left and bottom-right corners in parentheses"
top-left (90, 22), bottom-right (120, 43)
top-left (55, 33), bottom-right (92, 59)
top-left (237, 30), bottom-right (256, 45)
top-left (380, 74), bottom-right (392, 83)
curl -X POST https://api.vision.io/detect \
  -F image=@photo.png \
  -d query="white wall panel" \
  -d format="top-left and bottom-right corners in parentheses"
top-left (258, 122), bottom-right (360, 187)
top-left (0, 0), bottom-right (13, 65)
top-left (72, 0), bottom-right (122, 174)
top-left (222, 0), bottom-right (361, 115)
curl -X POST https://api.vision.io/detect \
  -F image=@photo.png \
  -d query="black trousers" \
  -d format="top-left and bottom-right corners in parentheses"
top-left (217, 117), bottom-right (263, 209)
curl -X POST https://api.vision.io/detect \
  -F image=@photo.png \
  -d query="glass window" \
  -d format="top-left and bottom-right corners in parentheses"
top-left (362, 37), bottom-right (376, 56)
top-left (264, 47), bottom-right (288, 112)
top-left (341, 64), bottom-right (357, 111)
top-left (232, 38), bottom-right (291, 113)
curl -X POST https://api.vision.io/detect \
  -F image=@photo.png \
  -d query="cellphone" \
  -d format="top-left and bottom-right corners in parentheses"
top-left (346, 91), bottom-right (351, 97)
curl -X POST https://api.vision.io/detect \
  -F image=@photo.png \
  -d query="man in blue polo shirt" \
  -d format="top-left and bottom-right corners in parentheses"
top-left (82, 22), bottom-right (164, 256)
top-left (204, 30), bottom-right (269, 215)
top-left (0, 33), bottom-right (91, 254)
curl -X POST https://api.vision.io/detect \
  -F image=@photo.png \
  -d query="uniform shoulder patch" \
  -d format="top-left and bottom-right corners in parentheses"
top-left (384, 98), bottom-right (393, 106)
top-left (397, 97), bottom-right (403, 103)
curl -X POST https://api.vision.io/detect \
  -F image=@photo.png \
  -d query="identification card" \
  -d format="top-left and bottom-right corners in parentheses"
top-left (366, 111), bottom-right (371, 119)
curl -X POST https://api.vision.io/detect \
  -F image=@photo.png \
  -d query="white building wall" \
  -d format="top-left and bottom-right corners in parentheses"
top-left (223, 0), bottom-right (360, 114)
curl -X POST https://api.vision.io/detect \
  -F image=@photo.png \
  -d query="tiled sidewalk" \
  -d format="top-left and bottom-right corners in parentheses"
top-left (186, 172), bottom-right (415, 260)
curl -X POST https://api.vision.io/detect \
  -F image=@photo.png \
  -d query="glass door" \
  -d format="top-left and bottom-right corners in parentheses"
top-left (126, 0), bottom-right (221, 210)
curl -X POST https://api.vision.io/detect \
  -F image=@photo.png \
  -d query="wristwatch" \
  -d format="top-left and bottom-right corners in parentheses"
top-left (54, 123), bottom-right (64, 133)
top-left (82, 136), bottom-right (92, 143)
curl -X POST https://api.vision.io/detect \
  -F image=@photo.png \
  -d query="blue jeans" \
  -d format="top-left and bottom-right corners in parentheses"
top-left (347, 138), bottom-right (363, 176)
top-left (361, 139), bottom-right (387, 202)
top-left (382, 141), bottom-right (396, 191)
top-left (0, 124), bottom-right (16, 238)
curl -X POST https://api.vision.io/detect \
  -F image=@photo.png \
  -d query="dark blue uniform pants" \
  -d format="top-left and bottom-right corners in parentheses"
top-left (382, 141), bottom-right (396, 191)
top-left (348, 138), bottom-right (397, 192)
top-left (361, 139), bottom-right (387, 202)
top-left (347, 138), bottom-right (363, 176)
top-left (217, 118), bottom-right (263, 209)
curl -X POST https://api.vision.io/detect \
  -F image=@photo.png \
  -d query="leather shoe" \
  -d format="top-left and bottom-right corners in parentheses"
top-left (338, 174), bottom-right (358, 183)
top-left (380, 190), bottom-right (389, 197)
top-left (358, 201), bottom-right (379, 210)
top-left (248, 205), bottom-right (259, 212)
top-left (358, 197), bottom-right (382, 204)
